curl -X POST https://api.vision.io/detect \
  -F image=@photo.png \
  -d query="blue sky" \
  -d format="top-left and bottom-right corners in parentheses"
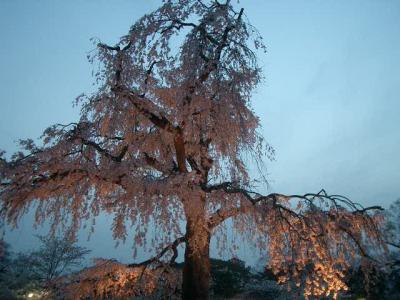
top-left (1, 0), bottom-right (399, 264)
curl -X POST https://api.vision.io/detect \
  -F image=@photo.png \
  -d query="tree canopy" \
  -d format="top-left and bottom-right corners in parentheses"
top-left (0, 1), bottom-right (387, 299)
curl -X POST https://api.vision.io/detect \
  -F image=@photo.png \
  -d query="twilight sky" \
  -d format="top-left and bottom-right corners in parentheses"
top-left (1, 0), bottom-right (399, 264)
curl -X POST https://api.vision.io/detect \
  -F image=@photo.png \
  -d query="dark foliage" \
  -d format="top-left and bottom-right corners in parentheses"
top-left (210, 258), bottom-right (252, 297)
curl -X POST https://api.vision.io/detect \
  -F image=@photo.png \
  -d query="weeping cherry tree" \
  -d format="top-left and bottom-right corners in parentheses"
top-left (0, 1), bottom-right (386, 299)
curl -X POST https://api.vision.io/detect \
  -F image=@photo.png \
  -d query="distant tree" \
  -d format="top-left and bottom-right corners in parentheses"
top-left (26, 235), bottom-right (90, 283)
top-left (0, 1), bottom-right (386, 299)
top-left (0, 236), bottom-right (90, 299)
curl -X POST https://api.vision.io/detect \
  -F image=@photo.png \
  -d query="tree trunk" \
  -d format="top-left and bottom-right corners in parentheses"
top-left (182, 198), bottom-right (211, 300)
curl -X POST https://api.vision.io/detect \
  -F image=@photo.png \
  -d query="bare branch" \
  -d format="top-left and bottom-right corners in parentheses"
top-left (97, 43), bottom-right (121, 52)
top-left (97, 41), bottom-right (132, 52)
top-left (127, 236), bottom-right (186, 268)
top-left (76, 136), bottom-right (128, 163)
top-left (205, 181), bottom-right (383, 228)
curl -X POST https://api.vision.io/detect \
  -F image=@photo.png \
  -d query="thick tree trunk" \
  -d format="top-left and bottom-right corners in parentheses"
top-left (182, 198), bottom-right (211, 300)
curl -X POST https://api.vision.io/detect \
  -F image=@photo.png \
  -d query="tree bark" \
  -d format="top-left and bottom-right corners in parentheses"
top-left (182, 197), bottom-right (211, 300)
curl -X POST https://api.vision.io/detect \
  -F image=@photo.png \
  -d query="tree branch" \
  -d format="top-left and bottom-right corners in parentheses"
top-left (204, 181), bottom-right (384, 229)
top-left (127, 236), bottom-right (186, 268)
top-left (116, 88), bottom-right (188, 172)
top-left (76, 136), bottom-right (128, 163)
top-left (29, 168), bottom-right (127, 189)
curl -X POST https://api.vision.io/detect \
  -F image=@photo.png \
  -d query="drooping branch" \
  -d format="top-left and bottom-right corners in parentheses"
top-left (205, 181), bottom-right (384, 229)
top-left (57, 236), bottom-right (186, 299)
top-left (98, 43), bottom-right (123, 52)
top-left (336, 223), bottom-right (374, 261)
top-left (387, 241), bottom-right (400, 249)
top-left (206, 181), bottom-right (382, 210)
top-left (128, 236), bottom-right (186, 268)
top-left (160, 19), bottom-right (218, 47)
top-left (76, 136), bottom-right (128, 163)
top-left (2, 166), bottom-right (128, 202)
top-left (204, 181), bottom-right (386, 297)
